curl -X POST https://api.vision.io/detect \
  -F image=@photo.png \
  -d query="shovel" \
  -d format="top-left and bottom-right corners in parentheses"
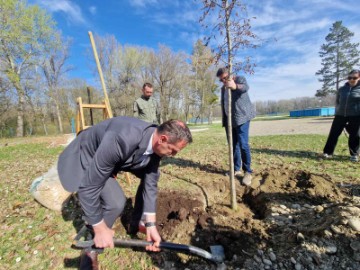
top-left (72, 226), bottom-right (225, 263)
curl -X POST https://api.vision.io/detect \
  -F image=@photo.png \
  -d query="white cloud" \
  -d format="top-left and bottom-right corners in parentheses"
top-left (35, 0), bottom-right (86, 25)
top-left (248, 56), bottom-right (322, 101)
top-left (89, 6), bottom-right (97, 15)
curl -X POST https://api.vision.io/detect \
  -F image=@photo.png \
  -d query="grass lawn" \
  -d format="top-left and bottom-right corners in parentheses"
top-left (0, 123), bottom-right (358, 269)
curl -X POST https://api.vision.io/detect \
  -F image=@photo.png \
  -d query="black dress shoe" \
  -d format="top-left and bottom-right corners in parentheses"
top-left (126, 223), bottom-right (139, 235)
top-left (79, 249), bottom-right (99, 270)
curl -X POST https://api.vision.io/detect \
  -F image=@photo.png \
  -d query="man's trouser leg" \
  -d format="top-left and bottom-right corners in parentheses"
top-left (346, 116), bottom-right (360, 156)
top-left (225, 126), bottom-right (241, 172)
top-left (80, 177), bottom-right (126, 270)
top-left (237, 121), bottom-right (252, 173)
top-left (323, 116), bottom-right (346, 155)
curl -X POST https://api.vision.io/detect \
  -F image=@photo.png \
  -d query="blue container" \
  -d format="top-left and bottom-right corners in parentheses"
top-left (290, 107), bottom-right (335, 117)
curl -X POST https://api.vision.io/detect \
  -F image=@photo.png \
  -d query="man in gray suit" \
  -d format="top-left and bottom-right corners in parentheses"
top-left (57, 116), bottom-right (192, 268)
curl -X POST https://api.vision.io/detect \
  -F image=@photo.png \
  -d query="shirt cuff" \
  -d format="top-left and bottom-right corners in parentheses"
top-left (92, 219), bottom-right (104, 227)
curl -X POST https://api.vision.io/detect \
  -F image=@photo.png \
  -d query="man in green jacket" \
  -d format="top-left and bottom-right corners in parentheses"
top-left (134, 83), bottom-right (160, 124)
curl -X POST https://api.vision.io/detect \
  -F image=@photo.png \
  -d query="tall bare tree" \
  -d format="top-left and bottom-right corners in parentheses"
top-left (199, 0), bottom-right (258, 209)
top-left (148, 45), bottom-right (189, 121)
top-left (93, 34), bottom-right (146, 116)
top-left (41, 37), bottom-right (72, 133)
top-left (0, 0), bottom-right (59, 136)
top-left (191, 39), bottom-right (218, 124)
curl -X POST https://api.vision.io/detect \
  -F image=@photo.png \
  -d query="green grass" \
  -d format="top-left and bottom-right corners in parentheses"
top-left (0, 122), bottom-right (358, 269)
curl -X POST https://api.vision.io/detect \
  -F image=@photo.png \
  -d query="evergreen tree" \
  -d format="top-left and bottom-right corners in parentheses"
top-left (315, 21), bottom-right (360, 97)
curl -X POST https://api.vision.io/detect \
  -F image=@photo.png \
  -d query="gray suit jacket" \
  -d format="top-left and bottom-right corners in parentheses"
top-left (57, 116), bottom-right (160, 225)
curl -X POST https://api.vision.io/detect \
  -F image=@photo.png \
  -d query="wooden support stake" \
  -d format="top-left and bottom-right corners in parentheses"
top-left (88, 31), bottom-right (113, 118)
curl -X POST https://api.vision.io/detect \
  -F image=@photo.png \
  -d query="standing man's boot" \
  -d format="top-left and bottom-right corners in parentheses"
top-left (79, 249), bottom-right (99, 270)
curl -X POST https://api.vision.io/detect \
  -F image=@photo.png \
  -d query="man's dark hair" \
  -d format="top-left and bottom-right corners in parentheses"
top-left (349, 70), bottom-right (360, 76)
top-left (216, 67), bottom-right (229, 77)
top-left (158, 119), bottom-right (193, 144)
top-left (143, 82), bottom-right (153, 89)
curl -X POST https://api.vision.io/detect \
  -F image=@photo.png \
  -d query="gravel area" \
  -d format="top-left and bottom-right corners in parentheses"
top-left (250, 117), bottom-right (333, 136)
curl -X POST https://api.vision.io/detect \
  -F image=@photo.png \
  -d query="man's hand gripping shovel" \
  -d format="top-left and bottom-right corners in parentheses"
top-left (72, 225), bottom-right (225, 265)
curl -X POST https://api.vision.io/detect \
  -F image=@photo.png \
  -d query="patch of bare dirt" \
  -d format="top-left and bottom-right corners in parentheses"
top-left (120, 166), bottom-right (360, 269)
top-left (250, 117), bottom-right (333, 136)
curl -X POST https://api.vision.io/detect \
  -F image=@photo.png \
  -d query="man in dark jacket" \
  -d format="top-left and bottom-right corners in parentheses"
top-left (217, 67), bottom-right (256, 186)
top-left (323, 69), bottom-right (360, 161)
top-left (57, 117), bottom-right (192, 268)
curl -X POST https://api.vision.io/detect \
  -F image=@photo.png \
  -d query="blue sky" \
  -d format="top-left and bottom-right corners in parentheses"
top-left (30, 0), bottom-right (360, 101)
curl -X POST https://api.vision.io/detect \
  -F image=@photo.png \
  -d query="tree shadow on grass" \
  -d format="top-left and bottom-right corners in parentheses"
top-left (252, 147), bottom-right (351, 162)
top-left (161, 156), bottom-right (227, 175)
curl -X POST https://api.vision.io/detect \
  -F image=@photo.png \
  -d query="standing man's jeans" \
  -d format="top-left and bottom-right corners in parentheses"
top-left (225, 120), bottom-right (253, 173)
top-left (323, 115), bottom-right (360, 156)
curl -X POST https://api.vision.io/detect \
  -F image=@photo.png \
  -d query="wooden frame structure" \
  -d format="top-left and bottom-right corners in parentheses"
top-left (74, 31), bottom-right (131, 185)
top-left (76, 97), bottom-right (111, 134)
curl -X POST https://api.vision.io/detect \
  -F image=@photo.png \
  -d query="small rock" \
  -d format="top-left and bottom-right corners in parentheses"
top-left (339, 211), bottom-right (351, 217)
top-left (339, 218), bottom-right (348, 225)
top-left (295, 263), bottom-right (302, 270)
top-left (345, 206), bottom-right (360, 215)
top-left (178, 207), bottom-right (189, 221)
top-left (269, 252), bottom-right (276, 262)
top-left (216, 263), bottom-right (227, 270)
top-left (291, 257), bottom-right (297, 264)
top-left (311, 237), bottom-right (318, 244)
top-left (348, 218), bottom-right (360, 231)
top-left (279, 204), bottom-right (287, 210)
top-left (297, 233), bottom-right (305, 243)
top-left (312, 253), bottom-right (321, 265)
top-left (254, 255), bottom-right (262, 263)
top-left (263, 258), bottom-right (272, 266)
top-left (307, 189), bottom-right (316, 197)
top-left (188, 216), bottom-right (195, 224)
top-left (325, 245), bottom-right (337, 254)
top-left (314, 205), bottom-right (324, 213)
top-left (350, 240), bottom-right (360, 251)
top-left (292, 204), bottom-right (301, 209)
top-left (323, 230), bottom-right (332, 238)
top-left (304, 204), bottom-right (312, 209)
top-left (353, 253), bottom-right (360, 262)
top-left (257, 249), bottom-right (264, 257)
top-left (330, 224), bottom-right (343, 234)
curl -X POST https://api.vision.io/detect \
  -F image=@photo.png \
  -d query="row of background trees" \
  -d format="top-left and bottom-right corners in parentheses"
top-left (0, 0), bottom-right (359, 137)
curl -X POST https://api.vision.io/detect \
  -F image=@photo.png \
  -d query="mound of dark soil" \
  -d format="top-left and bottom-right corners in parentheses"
top-left (120, 168), bottom-right (359, 269)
